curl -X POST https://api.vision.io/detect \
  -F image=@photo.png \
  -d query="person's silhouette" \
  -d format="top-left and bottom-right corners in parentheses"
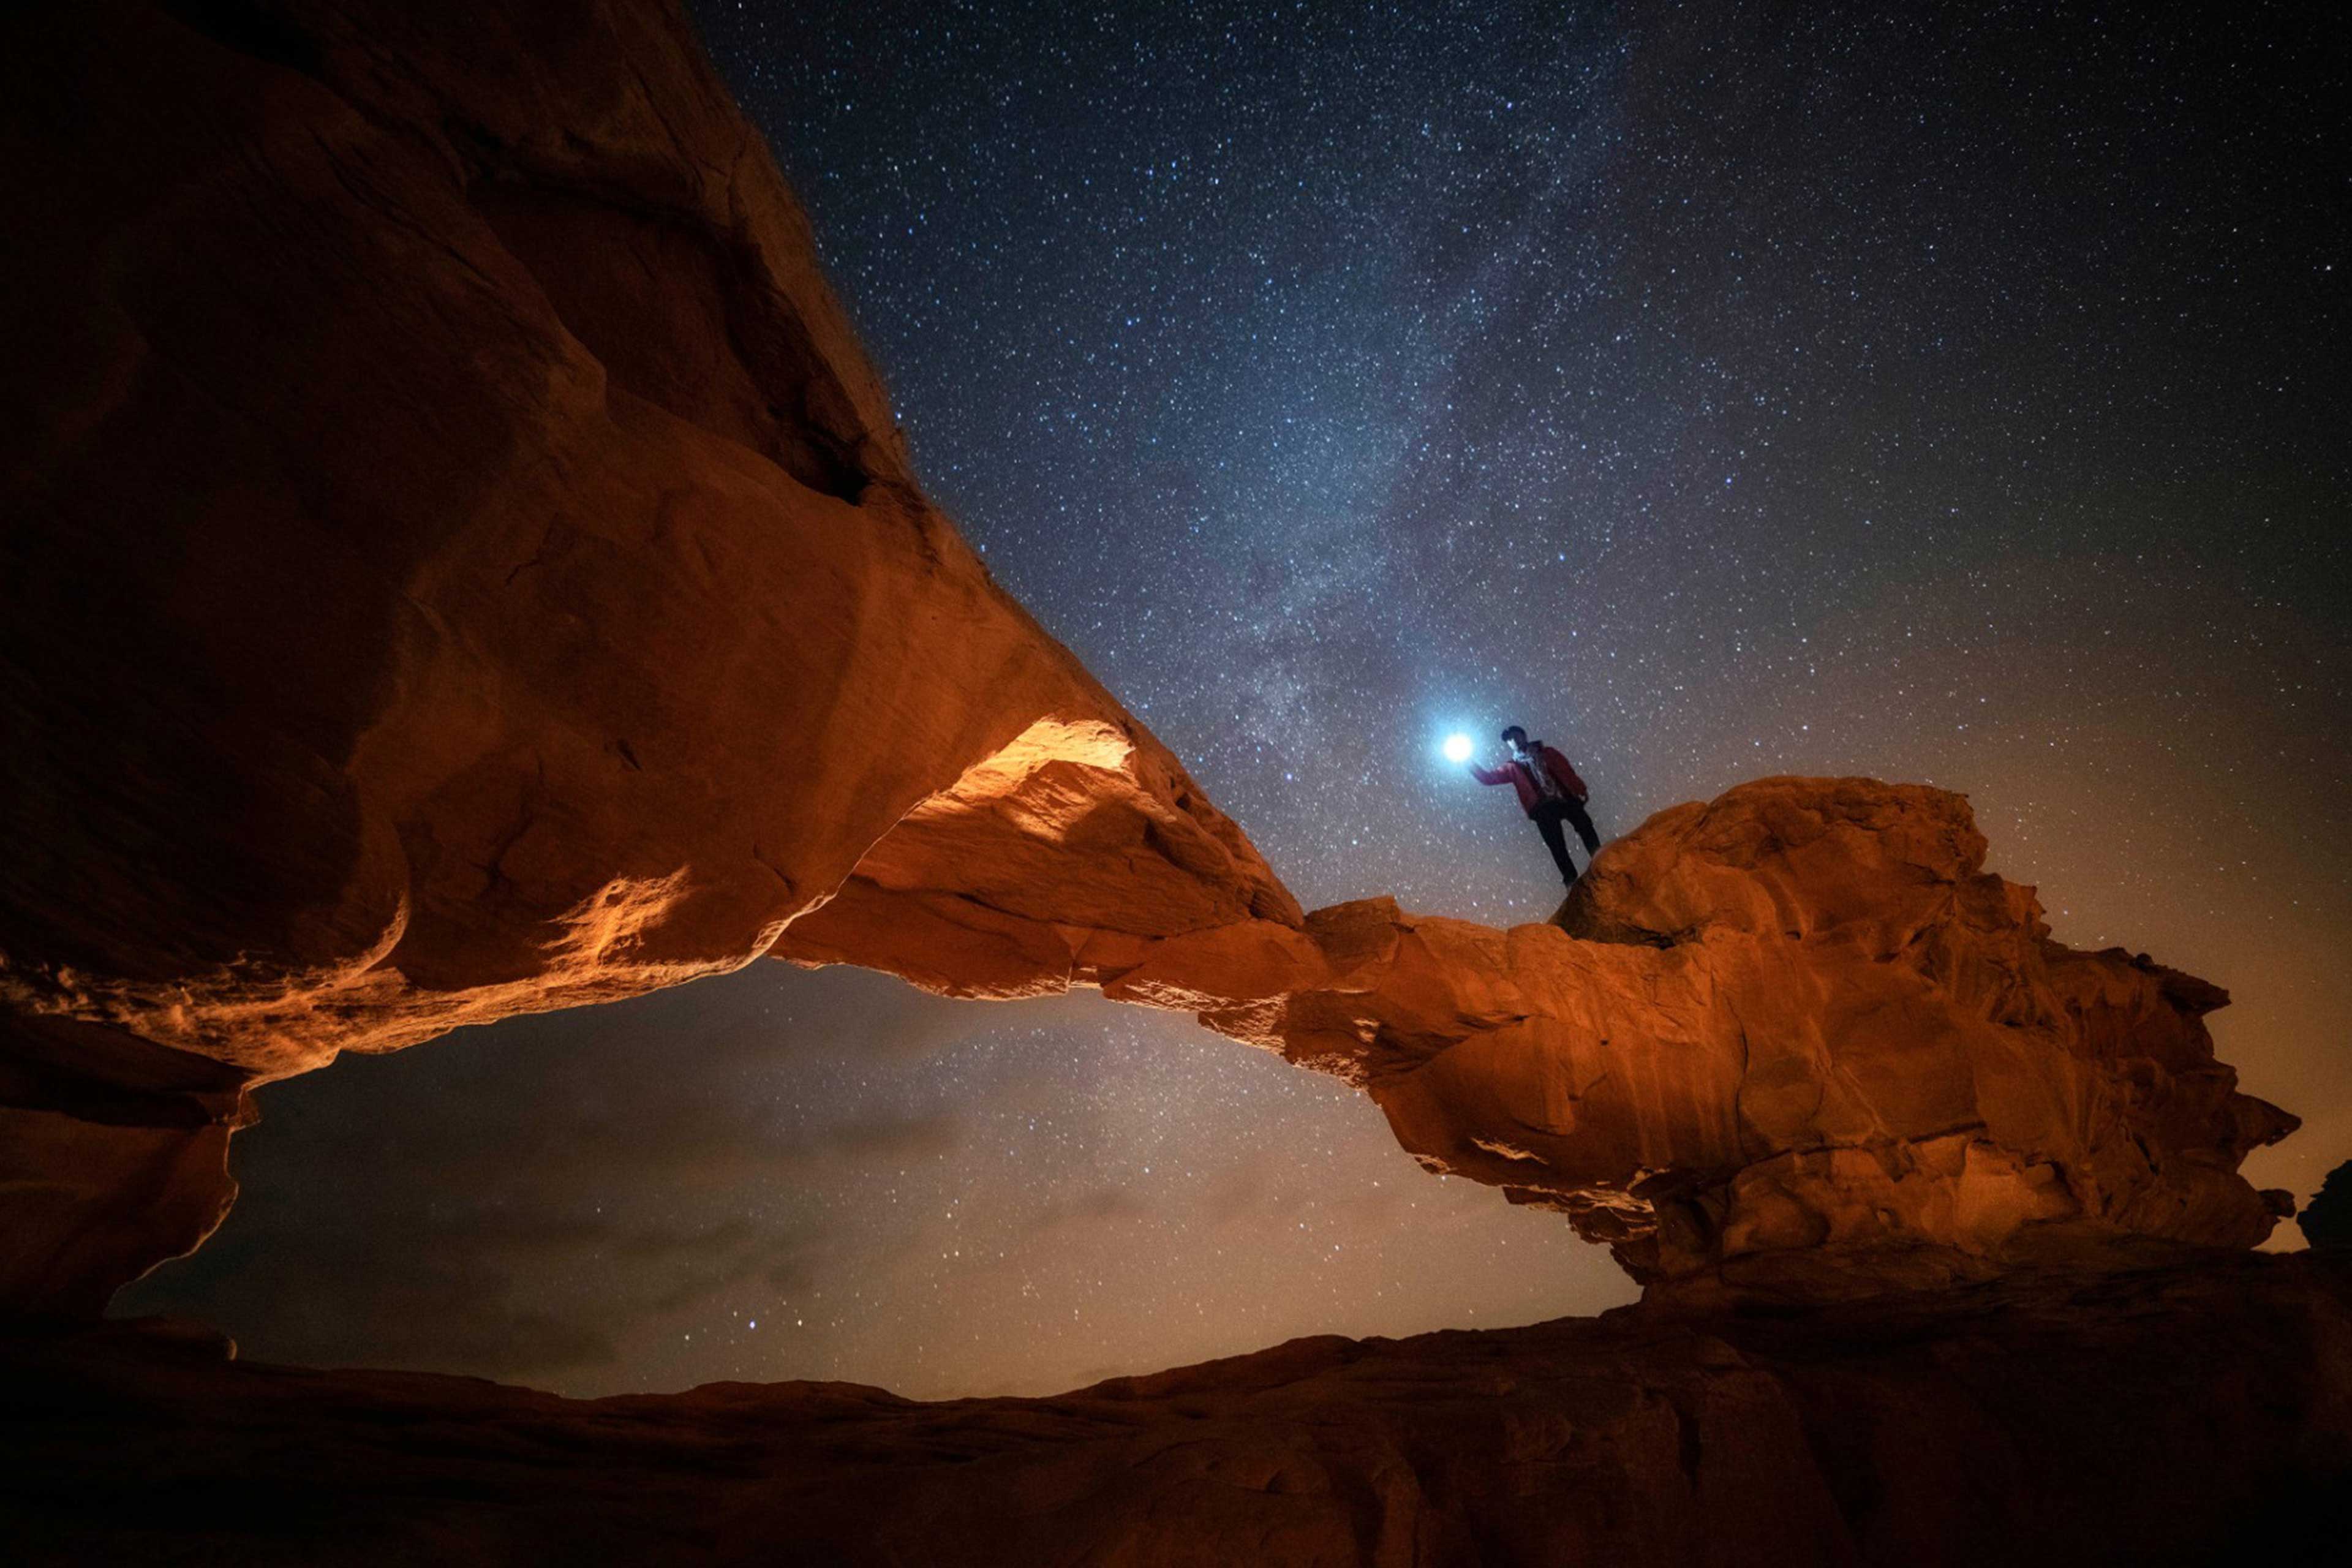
top-left (1467, 725), bottom-right (1602, 886)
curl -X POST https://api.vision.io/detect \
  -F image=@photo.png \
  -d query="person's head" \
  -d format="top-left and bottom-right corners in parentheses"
top-left (1500, 725), bottom-right (1528, 751)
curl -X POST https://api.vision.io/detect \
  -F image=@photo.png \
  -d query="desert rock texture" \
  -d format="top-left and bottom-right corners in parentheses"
top-left (6, 1255), bottom-right (2348, 1566)
top-left (0, 0), bottom-right (1291, 1314)
top-left (790, 765), bottom-right (2307, 1300)
top-left (1107, 778), bottom-right (2300, 1303)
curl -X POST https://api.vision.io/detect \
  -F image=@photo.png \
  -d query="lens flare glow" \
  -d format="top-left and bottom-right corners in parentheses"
top-left (1442, 733), bottom-right (1474, 763)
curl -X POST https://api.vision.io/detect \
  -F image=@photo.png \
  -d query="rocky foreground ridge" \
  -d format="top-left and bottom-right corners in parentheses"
top-left (6, 1254), bottom-right (2350, 1566)
top-left (0, 0), bottom-right (2302, 1325)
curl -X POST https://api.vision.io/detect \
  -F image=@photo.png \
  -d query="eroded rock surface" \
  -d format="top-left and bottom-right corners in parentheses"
top-left (6, 1254), bottom-right (2348, 1566)
top-left (794, 775), bottom-right (2297, 1302)
top-left (0, 0), bottom-right (1291, 1314)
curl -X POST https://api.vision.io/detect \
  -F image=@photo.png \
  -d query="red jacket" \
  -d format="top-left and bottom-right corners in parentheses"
top-left (1471, 744), bottom-right (1588, 816)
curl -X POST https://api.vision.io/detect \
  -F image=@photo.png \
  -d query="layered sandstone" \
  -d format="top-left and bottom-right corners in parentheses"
top-left (0, 0), bottom-right (1290, 1314)
top-left (796, 776), bottom-right (2300, 1302)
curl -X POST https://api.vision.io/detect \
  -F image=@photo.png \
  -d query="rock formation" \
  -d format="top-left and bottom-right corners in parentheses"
top-left (7, 1253), bottom-right (2349, 1566)
top-left (794, 775), bottom-right (2300, 1303)
top-left (0, 0), bottom-right (2299, 1325)
top-left (0, 0), bottom-right (1290, 1314)
top-left (2305, 1161), bottom-right (2352, 1251)
top-left (2, 5), bottom-right (2339, 1561)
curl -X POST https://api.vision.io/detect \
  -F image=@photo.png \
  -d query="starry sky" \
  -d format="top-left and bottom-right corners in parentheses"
top-left (122, 0), bottom-right (2348, 1397)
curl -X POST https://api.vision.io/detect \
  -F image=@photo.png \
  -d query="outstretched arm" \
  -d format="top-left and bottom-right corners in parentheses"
top-left (1467, 761), bottom-right (1512, 785)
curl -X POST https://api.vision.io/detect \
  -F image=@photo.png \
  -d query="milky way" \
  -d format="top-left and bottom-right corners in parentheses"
top-left (123, 0), bottom-right (2349, 1398)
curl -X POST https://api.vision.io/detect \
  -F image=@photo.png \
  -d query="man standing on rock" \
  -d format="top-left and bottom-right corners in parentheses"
top-left (1468, 726), bottom-right (1602, 887)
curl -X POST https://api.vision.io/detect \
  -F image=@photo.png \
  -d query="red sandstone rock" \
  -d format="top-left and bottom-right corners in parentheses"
top-left (0, 0), bottom-right (1290, 1314)
top-left (1092, 780), bottom-right (2297, 1301)
top-left (6, 1255), bottom-right (2348, 1566)
top-left (772, 716), bottom-right (1298, 998)
top-left (799, 769), bottom-right (2296, 1299)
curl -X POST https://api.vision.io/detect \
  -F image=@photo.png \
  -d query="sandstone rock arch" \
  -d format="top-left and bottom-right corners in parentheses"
top-left (0, 0), bottom-right (2295, 1320)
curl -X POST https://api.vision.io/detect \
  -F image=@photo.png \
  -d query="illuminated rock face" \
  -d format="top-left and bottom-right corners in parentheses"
top-left (0, 0), bottom-right (2293, 1317)
top-left (774, 717), bottom-right (1297, 998)
top-left (814, 774), bottom-right (2299, 1302)
top-left (0, 0), bottom-right (1289, 1314)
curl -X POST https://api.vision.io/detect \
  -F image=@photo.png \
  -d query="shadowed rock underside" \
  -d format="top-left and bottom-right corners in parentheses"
top-left (6, 1254), bottom-right (2348, 1567)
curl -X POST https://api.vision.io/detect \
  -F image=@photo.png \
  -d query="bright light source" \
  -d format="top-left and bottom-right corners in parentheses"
top-left (1442, 733), bottom-right (1474, 763)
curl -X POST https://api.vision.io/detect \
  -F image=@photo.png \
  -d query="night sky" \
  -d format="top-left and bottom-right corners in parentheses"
top-left (121, 0), bottom-right (2349, 1398)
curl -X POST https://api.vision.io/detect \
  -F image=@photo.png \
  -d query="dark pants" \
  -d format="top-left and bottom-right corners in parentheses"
top-left (1532, 797), bottom-right (1601, 884)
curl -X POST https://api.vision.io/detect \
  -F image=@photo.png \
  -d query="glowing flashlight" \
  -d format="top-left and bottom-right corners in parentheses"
top-left (1442, 733), bottom-right (1474, 763)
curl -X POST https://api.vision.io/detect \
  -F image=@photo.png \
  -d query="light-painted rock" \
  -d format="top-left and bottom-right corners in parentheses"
top-left (1117, 780), bottom-right (2296, 1300)
top-left (0, 0), bottom-right (1291, 1314)
top-left (807, 765), bottom-right (2296, 1300)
